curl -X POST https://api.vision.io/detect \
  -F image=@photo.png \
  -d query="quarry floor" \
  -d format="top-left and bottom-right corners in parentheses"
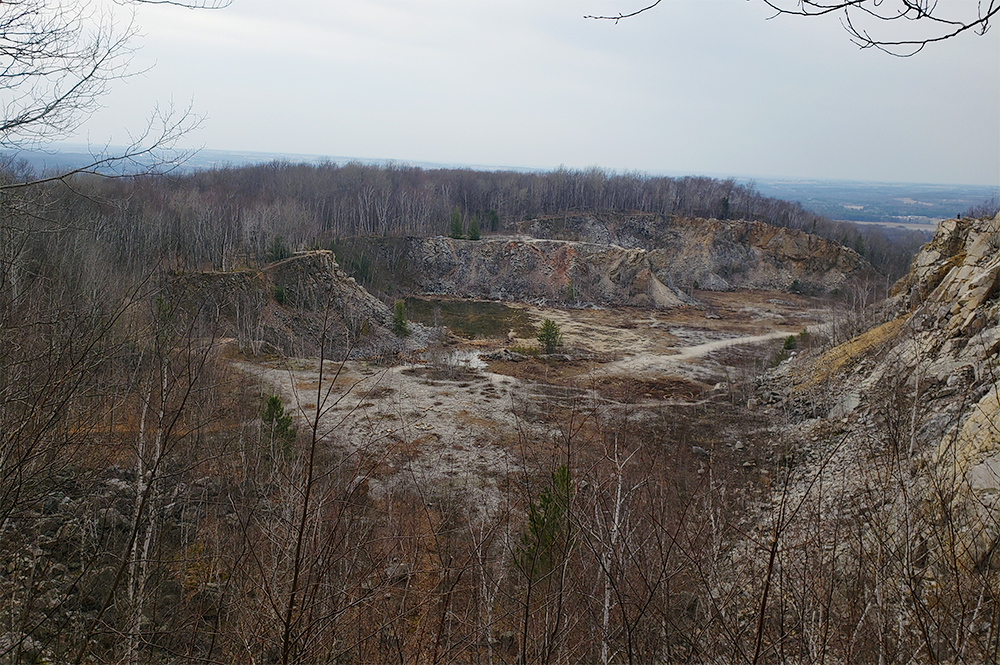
top-left (239, 290), bottom-right (831, 510)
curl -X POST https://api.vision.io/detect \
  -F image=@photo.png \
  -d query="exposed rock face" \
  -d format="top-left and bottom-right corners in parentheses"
top-left (519, 213), bottom-right (867, 294)
top-left (772, 213), bottom-right (1000, 570)
top-left (169, 250), bottom-right (396, 358)
top-left (402, 214), bottom-right (867, 308)
top-left (893, 216), bottom-right (1000, 337)
top-left (407, 236), bottom-right (693, 308)
top-left (894, 215), bottom-right (1000, 566)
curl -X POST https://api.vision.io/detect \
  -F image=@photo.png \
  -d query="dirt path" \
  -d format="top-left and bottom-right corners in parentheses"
top-left (597, 330), bottom-right (793, 379)
top-left (492, 293), bottom-right (822, 386)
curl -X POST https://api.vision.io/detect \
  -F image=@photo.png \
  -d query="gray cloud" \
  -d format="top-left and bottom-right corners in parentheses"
top-left (73, 0), bottom-right (1000, 185)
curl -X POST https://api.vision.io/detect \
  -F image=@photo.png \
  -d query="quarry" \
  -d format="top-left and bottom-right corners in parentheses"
top-left (3, 176), bottom-right (997, 663)
top-left (2, 2), bottom-right (996, 661)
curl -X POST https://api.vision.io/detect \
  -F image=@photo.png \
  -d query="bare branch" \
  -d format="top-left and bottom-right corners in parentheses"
top-left (588, 0), bottom-right (999, 55)
top-left (0, 0), bottom-right (222, 182)
top-left (0, 101), bottom-right (203, 189)
top-left (584, 0), bottom-right (663, 23)
top-left (126, 0), bottom-right (231, 8)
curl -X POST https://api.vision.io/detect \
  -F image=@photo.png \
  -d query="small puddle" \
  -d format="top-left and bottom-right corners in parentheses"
top-left (405, 297), bottom-right (534, 339)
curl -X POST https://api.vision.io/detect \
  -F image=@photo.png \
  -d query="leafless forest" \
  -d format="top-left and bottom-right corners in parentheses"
top-left (1, 156), bottom-right (997, 664)
top-left (2, 0), bottom-right (997, 661)
top-left (73, 162), bottom-right (927, 280)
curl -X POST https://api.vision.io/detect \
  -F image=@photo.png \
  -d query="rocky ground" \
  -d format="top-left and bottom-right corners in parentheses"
top-left (760, 213), bottom-right (1000, 571)
top-left (239, 214), bottom-right (1000, 601)
top-left (237, 289), bottom-right (832, 511)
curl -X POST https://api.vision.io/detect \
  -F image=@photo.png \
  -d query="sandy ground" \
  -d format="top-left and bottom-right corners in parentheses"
top-left (508, 291), bottom-right (825, 353)
top-left (236, 357), bottom-right (534, 513)
top-left (236, 290), bottom-right (832, 509)
top-left (596, 330), bottom-right (794, 380)
top-left (504, 291), bottom-right (829, 382)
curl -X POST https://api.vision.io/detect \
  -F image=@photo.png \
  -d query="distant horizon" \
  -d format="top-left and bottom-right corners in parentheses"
top-left (27, 143), bottom-right (1000, 191)
top-left (59, 2), bottom-right (998, 188)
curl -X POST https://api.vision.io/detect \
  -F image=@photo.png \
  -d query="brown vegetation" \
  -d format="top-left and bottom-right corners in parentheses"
top-left (1, 149), bottom-right (996, 664)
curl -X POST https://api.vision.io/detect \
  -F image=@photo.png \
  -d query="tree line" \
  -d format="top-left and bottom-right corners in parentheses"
top-left (6, 159), bottom-right (928, 282)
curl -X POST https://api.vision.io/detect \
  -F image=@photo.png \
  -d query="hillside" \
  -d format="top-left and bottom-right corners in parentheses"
top-left (167, 250), bottom-right (397, 359)
top-left (774, 212), bottom-right (1000, 562)
top-left (335, 213), bottom-right (870, 307)
top-left (742, 212), bottom-right (1000, 660)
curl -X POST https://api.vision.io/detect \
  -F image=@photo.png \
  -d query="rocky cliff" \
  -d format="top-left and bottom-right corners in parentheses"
top-left (400, 214), bottom-right (867, 308)
top-left (519, 212), bottom-right (868, 293)
top-left (767, 213), bottom-right (1000, 573)
top-left (406, 235), bottom-right (694, 308)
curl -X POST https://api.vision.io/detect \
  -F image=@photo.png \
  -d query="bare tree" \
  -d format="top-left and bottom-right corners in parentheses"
top-left (586, 0), bottom-right (998, 55)
top-left (0, 0), bottom-right (229, 187)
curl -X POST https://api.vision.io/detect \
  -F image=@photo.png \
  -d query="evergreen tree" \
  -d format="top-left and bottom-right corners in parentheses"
top-left (393, 300), bottom-right (410, 337)
top-left (449, 207), bottom-right (464, 239)
top-left (468, 214), bottom-right (481, 240)
top-left (537, 318), bottom-right (562, 354)
top-left (519, 465), bottom-right (573, 578)
top-left (262, 396), bottom-right (296, 445)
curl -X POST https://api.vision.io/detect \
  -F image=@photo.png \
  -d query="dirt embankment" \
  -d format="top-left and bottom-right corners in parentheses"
top-left (169, 250), bottom-right (397, 359)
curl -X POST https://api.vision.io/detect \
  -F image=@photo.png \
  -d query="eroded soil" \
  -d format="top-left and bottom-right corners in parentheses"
top-left (496, 290), bottom-right (828, 385)
top-left (238, 290), bottom-right (831, 510)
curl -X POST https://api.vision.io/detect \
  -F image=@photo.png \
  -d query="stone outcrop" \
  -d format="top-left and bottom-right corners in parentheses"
top-left (401, 214), bottom-right (867, 308)
top-left (406, 236), bottom-right (694, 308)
top-left (770, 213), bottom-right (1000, 570)
top-left (169, 250), bottom-right (396, 359)
top-left (519, 213), bottom-right (868, 294)
top-left (895, 214), bottom-right (1000, 567)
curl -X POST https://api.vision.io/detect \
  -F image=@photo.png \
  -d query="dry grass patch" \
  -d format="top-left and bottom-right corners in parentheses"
top-left (793, 317), bottom-right (907, 389)
top-left (596, 376), bottom-right (706, 402)
top-left (453, 411), bottom-right (501, 434)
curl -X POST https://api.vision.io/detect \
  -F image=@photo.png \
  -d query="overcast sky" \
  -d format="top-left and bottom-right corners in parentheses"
top-left (70, 0), bottom-right (1000, 186)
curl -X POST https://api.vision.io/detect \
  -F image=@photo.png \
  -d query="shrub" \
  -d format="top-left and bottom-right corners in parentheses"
top-left (509, 344), bottom-right (540, 356)
top-left (262, 395), bottom-right (295, 446)
top-left (772, 348), bottom-right (789, 366)
top-left (797, 328), bottom-right (811, 348)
